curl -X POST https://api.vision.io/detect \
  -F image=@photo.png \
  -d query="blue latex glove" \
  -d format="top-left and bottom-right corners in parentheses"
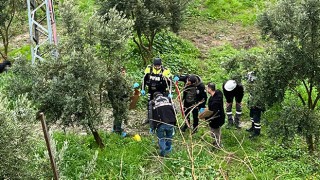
top-left (133, 82), bottom-right (139, 88)
top-left (168, 93), bottom-right (173, 98)
top-left (121, 132), bottom-right (127, 137)
top-left (199, 108), bottom-right (205, 113)
top-left (173, 76), bottom-right (179, 82)
top-left (141, 90), bottom-right (146, 96)
top-left (149, 128), bottom-right (154, 134)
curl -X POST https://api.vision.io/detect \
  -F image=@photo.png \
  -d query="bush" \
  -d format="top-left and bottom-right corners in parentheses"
top-left (0, 93), bottom-right (48, 178)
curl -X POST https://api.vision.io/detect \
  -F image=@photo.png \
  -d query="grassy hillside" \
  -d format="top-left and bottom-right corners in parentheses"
top-left (2, 0), bottom-right (320, 179)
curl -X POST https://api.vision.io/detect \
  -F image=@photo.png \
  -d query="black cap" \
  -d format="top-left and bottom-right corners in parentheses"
top-left (153, 58), bottom-right (162, 66)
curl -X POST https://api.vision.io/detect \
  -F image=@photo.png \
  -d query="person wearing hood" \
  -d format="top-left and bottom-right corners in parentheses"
top-left (204, 82), bottom-right (225, 149)
top-left (174, 74), bottom-right (207, 134)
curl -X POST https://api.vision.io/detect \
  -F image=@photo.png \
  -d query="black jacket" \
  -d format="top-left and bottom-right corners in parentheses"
top-left (222, 81), bottom-right (244, 103)
top-left (149, 95), bottom-right (177, 129)
top-left (0, 60), bottom-right (11, 73)
top-left (177, 74), bottom-right (207, 108)
top-left (206, 90), bottom-right (225, 129)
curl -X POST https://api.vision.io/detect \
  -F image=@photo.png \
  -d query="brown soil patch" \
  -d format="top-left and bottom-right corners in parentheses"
top-left (179, 17), bottom-right (260, 59)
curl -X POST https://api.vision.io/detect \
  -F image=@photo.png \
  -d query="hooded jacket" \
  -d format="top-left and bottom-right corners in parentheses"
top-left (177, 74), bottom-right (207, 108)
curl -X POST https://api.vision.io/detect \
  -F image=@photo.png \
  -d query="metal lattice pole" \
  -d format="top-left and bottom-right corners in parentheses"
top-left (27, 0), bottom-right (58, 64)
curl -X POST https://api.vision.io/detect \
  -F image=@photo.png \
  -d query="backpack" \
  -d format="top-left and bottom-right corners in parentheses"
top-left (185, 85), bottom-right (197, 104)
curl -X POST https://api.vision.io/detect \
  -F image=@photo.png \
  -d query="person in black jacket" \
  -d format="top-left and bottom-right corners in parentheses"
top-left (174, 74), bottom-right (207, 134)
top-left (205, 82), bottom-right (225, 148)
top-left (222, 79), bottom-right (244, 129)
top-left (0, 60), bottom-right (11, 73)
top-left (149, 92), bottom-right (177, 157)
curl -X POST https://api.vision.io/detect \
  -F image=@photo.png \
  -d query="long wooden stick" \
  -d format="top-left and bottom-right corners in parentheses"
top-left (39, 112), bottom-right (59, 180)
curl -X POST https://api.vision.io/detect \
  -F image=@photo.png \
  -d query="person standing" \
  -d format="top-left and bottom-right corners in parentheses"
top-left (202, 82), bottom-right (225, 148)
top-left (140, 58), bottom-right (172, 124)
top-left (149, 92), bottom-right (177, 157)
top-left (141, 57), bottom-right (172, 99)
top-left (222, 79), bottom-right (244, 129)
top-left (106, 67), bottom-right (131, 136)
top-left (174, 74), bottom-right (207, 134)
top-left (245, 71), bottom-right (264, 138)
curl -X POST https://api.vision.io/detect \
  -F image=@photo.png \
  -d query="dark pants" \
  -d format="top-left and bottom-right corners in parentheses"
top-left (249, 108), bottom-right (262, 135)
top-left (156, 124), bottom-right (174, 156)
top-left (226, 101), bottom-right (242, 127)
top-left (183, 105), bottom-right (199, 130)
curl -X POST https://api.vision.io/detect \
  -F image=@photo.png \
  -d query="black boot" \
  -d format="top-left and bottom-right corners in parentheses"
top-left (226, 122), bottom-right (234, 129)
top-left (191, 126), bottom-right (198, 135)
top-left (249, 129), bottom-right (260, 138)
top-left (234, 123), bottom-right (241, 130)
top-left (180, 124), bottom-right (188, 132)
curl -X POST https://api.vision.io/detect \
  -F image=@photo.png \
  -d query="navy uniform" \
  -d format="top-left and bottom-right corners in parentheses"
top-left (246, 71), bottom-right (264, 138)
top-left (142, 58), bottom-right (172, 100)
top-left (142, 58), bottom-right (172, 124)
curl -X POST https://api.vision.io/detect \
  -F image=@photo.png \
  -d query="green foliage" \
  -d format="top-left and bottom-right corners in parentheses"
top-left (7, 45), bottom-right (32, 60)
top-left (0, 0), bottom-right (25, 58)
top-left (153, 31), bottom-right (201, 74)
top-left (53, 132), bottom-right (153, 179)
top-left (205, 44), bottom-right (240, 83)
top-left (187, 0), bottom-right (274, 25)
top-left (265, 98), bottom-right (320, 146)
top-left (97, 0), bottom-right (188, 64)
top-left (2, 0), bottom-right (135, 149)
top-left (256, 0), bottom-right (320, 151)
top-left (97, 7), bottom-right (134, 62)
top-left (0, 93), bottom-right (46, 178)
top-left (251, 144), bottom-right (319, 179)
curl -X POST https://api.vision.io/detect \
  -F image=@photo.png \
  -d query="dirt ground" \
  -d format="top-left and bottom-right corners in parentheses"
top-left (179, 18), bottom-right (260, 59)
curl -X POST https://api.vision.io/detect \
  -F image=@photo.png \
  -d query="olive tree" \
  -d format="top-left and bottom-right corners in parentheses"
top-left (0, 0), bottom-right (24, 59)
top-left (0, 94), bottom-right (47, 178)
top-left (256, 0), bottom-right (320, 152)
top-left (4, 1), bottom-right (133, 148)
top-left (97, 0), bottom-right (188, 65)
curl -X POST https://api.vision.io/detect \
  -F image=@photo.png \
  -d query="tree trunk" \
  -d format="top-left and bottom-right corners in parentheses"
top-left (306, 134), bottom-right (314, 153)
top-left (88, 124), bottom-right (105, 149)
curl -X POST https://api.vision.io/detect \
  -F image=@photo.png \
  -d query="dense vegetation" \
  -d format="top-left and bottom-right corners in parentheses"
top-left (0, 0), bottom-right (319, 179)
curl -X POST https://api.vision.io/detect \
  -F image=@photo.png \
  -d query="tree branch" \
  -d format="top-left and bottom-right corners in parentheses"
top-left (312, 93), bottom-right (320, 110)
top-left (288, 83), bottom-right (305, 106)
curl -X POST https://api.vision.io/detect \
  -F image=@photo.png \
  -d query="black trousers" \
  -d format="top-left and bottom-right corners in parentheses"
top-left (249, 108), bottom-right (262, 135)
top-left (183, 105), bottom-right (199, 129)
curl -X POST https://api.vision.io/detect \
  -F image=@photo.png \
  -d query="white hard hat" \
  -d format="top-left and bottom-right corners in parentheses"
top-left (224, 80), bottom-right (237, 91)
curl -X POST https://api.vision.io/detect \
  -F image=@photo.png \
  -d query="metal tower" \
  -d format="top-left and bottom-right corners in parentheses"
top-left (27, 0), bottom-right (58, 64)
